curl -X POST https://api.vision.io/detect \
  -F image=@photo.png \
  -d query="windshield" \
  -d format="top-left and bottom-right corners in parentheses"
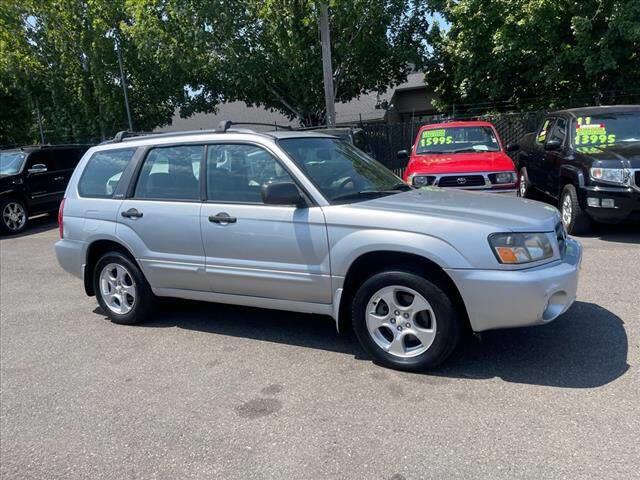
top-left (416, 126), bottom-right (500, 154)
top-left (573, 112), bottom-right (640, 147)
top-left (278, 137), bottom-right (410, 204)
top-left (0, 151), bottom-right (26, 175)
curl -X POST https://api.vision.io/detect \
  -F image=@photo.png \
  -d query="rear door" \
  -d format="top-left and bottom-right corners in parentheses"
top-left (116, 144), bottom-right (208, 293)
top-left (200, 143), bottom-right (332, 304)
top-left (23, 150), bottom-right (60, 213)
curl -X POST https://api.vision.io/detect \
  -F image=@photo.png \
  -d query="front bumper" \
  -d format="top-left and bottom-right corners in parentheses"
top-left (580, 186), bottom-right (640, 223)
top-left (445, 238), bottom-right (582, 332)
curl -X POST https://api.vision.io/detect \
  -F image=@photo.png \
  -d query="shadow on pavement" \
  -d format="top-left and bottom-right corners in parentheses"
top-left (0, 214), bottom-right (57, 239)
top-left (104, 299), bottom-right (628, 389)
top-left (577, 222), bottom-right (640, 244)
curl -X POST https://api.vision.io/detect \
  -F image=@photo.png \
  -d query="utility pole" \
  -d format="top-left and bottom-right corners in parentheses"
top-left (34, 97), bottom-right (45, 144)
top-left (319, 3), bottom-right (336, 127)
top-left (115, 34), bottom-right (134, 131)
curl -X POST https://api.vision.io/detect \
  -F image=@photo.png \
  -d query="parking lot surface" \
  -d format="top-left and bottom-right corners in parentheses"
top-left (1, 216), bottom-right (639, 479)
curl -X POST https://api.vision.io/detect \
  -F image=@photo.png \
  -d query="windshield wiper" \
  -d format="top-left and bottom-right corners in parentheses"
top-left (332, 185), bottom-right (409, 203)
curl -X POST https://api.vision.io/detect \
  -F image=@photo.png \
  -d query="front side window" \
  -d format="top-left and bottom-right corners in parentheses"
top-left (0, 151), bottom-right (26, 175)
top-left (206, 144), bottom-right (294, 203)
top-left (135, 145), bottom-right (202, 200)
top-left (78, 148), bottom-right (136, 198)
top-left (415, 126), bottom-right (500, 154)
top-left (548, 118), bottom-right (567, 144)
top-left (279, 137), bottom-right (409, 204)
top-left (573, 112), bottom-right (640, 147)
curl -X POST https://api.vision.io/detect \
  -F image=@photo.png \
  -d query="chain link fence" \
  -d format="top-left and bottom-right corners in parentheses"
top-left (360, 111), bottom-right (545, 177)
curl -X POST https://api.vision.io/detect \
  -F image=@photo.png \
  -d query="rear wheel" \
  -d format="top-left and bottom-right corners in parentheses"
top-left (560, 184), bottom-right (591, 235)
top-left (352, 271), bottom-right (461, 372)
top-left (94, 252), bottom-right (153, 325)
top-left (0, 199), bottom-right (28, 235)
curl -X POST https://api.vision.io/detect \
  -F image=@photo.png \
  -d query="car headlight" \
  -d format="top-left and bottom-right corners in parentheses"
top-left (409, 175), bottom-right (434, 187)
top-left (494, 172), bottom-right (516, 184)
top-left (489, 232), bottom-right (554, 264)
top-left (590, 167), bottom-right (630, 185)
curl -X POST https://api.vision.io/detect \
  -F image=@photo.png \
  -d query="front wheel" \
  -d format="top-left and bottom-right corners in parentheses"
top-left (351, 271), bottom-right (461, 372)
top-left (518, 167), bottom-right (536, 199)
top-left (94, 252), bottom-right (153, 325)
top-left (560, 184), bottom-right (591, 235)
top-left (0, 199), bottom-right (28, 235)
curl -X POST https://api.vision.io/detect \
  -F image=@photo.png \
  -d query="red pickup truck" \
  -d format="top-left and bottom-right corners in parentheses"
top-left (399, 121), bottom-right (517, 192)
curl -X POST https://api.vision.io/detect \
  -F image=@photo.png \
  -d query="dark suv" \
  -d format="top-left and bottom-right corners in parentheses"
top-left (0, 145), bottom-right (91, 234)
top-left (515, 105), bottom-right (640, 234)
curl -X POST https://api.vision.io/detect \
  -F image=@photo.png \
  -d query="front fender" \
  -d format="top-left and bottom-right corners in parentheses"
top-left (329, 228), bottom-right (474, 279)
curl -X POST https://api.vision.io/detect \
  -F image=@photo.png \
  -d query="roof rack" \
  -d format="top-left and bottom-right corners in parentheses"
top-left (216, 121), bottom-right (293, 132)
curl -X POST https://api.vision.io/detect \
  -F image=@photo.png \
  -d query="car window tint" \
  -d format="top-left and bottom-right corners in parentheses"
top-left (51, 149), bottom-right (86, 170)
top-left (25, 151), bottom-right (50, 169)
top-left (135, 145), bottom-right (202, 200)
top-left (206, 144), bottom-right (294, 203)
top-left (536, 119), bottom-right (554, 143)
top-left (548, 118), bottom-right (567, 144)
top-left (78, 148), bottom-right (136, 198)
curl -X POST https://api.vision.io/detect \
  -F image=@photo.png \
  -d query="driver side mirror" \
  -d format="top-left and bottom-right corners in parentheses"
top-left (506, 143), bottom-right (519, 152)
top-left (397, 150), bottom-right (409, 161)
top-left (544, 139), bottom-right (562, 151)
top-left (261, 182), bottom-right (306, 207)
top-left (28, 163), bottom-right (48, 174)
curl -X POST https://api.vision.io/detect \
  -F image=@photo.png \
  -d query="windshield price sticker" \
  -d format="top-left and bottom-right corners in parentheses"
top-left (575, 117), bottom-right (616, 145)
top-left (421, 129), bottom-right (453, 146)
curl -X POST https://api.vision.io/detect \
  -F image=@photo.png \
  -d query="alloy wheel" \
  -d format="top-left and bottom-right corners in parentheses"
top-left (519, 174), bottom-right (527, 197)
top-left (2, 202), bottom-right (27, 231)
top-left (561, 194), bottom-right (573, 227)
top-left (365, 285), bottom-right (437, 358)
top-left (99, 263), bottom-right (137, 315)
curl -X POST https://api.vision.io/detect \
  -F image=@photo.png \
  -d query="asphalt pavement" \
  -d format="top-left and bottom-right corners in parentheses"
top-left (1, 215), bottom-right (638, 479)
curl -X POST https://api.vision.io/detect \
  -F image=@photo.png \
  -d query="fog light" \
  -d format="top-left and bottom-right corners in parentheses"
top-left (601, 198), bottom-right (615, 208)
top-left (587, 197), bottom-right (600, 207)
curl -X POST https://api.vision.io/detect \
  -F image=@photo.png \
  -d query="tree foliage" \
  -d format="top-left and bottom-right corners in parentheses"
top-left (424, 0), bottom-right (640, 112)
top-left (1, 0), bottom-right (429, 144)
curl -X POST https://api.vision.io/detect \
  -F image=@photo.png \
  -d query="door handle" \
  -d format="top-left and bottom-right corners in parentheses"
top-left (54, 176), bottom-right (64, 181)
top-left (209, 212), bottom-right (237, 224)
top-left (121, 208), bottom-right (143, 219)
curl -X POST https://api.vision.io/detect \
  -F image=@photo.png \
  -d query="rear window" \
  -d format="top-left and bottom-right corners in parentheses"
top-left (78, 148), bottom-right (136, 198)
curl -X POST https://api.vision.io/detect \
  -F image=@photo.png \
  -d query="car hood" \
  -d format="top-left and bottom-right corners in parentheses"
top-left (577, 141), bottom-right (640, 167)
top-left (347, 188), bottom-right (560, 233)
top-left (408, 151), bottom-right (514, 174)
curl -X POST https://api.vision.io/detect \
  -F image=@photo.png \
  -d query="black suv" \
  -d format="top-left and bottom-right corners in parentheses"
top-left (0, 145), bottom-right (91, 234)
top-left (515, 105), bottom-right (640, 234)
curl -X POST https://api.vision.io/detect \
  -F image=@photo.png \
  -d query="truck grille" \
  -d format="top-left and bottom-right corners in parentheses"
top-left (437, 175), bottom-right (486, 188)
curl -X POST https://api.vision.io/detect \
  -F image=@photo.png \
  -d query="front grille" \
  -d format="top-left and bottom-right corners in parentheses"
top-left (437, 175), bottom-right (486, 188)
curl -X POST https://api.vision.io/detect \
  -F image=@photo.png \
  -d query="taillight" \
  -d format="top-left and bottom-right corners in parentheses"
top-left (58, 198), bottom-right (65, 238)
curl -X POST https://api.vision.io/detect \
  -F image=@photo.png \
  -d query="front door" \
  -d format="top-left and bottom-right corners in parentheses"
top-left (116, 144), bottom-right (208, 292)
top-left (542, 117), bottom-right (568, 198)
top-left (527, 117), bottom-right (555, 187)
top-left (24, 150), bottom-right (60, 212)
top-left (200, 143), bottom-right (332, 304)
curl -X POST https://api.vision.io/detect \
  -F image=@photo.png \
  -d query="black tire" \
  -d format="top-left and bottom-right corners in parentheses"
top-left (351, 271), bottom-right (461, 372)
top-left (0, 198), bottom-right (29, 235)
top-left (560, 184), bottom-right (591, 235)
top-left (93, 252), bottom-right (153, 325)
top-left (518, 167), bottom-right (536, 199)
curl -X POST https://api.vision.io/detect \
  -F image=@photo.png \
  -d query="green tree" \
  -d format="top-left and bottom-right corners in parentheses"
top-left (424, 0), bottom-right (640, 112)
top-left (128, 0), bottom-right (430, 125)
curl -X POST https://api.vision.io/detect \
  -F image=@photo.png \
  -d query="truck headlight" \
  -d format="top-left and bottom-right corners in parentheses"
top-left (489, 232), bottom-right (554, 264)
top-left (590, 167), bottom-right (630, 185)
top-left (494, 172), bottom-right (516, 184)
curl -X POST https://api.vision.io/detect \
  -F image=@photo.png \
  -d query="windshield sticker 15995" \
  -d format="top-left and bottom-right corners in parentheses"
top-left (420, 129), bottom-right (453, 147)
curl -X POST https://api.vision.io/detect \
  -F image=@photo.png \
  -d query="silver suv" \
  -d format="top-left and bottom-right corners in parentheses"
top-left (55, 124), bottom-right (582, 371)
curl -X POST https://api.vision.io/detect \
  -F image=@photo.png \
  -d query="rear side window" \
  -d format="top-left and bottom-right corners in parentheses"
top-left (78, 148), bottom-right (136, 198)
top-left (134, 145), bottom-right (202, 200)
